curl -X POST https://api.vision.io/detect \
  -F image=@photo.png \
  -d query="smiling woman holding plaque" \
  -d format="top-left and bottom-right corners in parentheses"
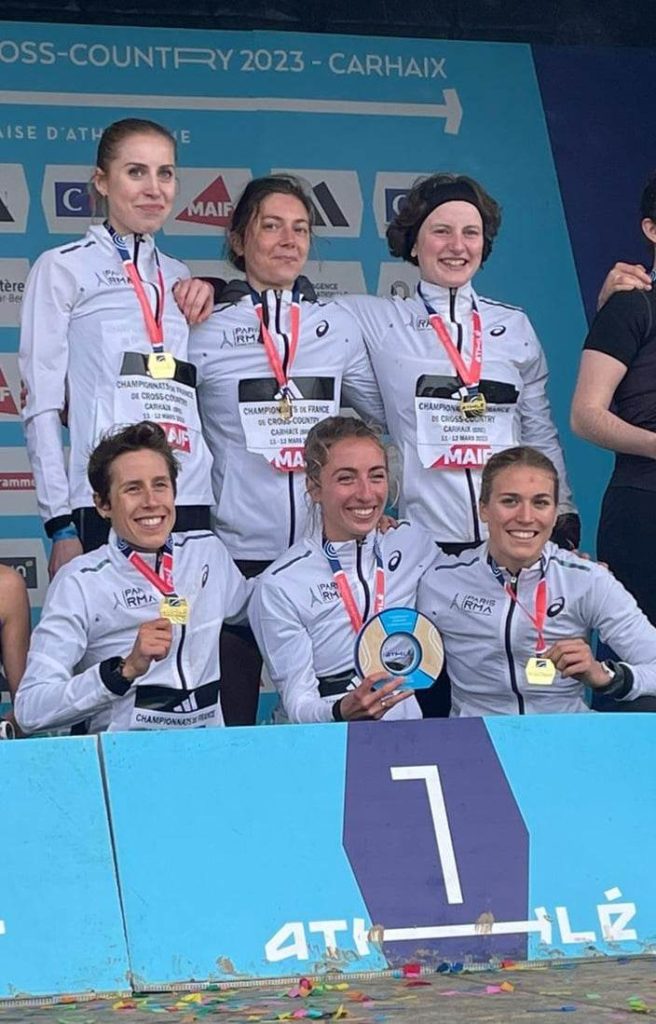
top-left (249, 416), bottom-right (441, 723)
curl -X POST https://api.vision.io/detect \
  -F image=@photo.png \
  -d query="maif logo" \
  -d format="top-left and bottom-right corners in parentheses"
top-left (176, 175), bottom-right (234, 227)
top-left (164, 169), bottom-right (252, 235)
top-left (0, 356), bottom-right (21, 420)
top-left (272, 169), bottom-right (363, 238)
top-left (0, 164), bottom-right (29, 233)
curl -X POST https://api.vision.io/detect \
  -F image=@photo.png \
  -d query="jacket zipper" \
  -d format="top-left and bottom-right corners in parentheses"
top-left (275, 291), bottom-right (296, 546)
top-left (449, 287), bottom-right (481, 544)
top-left (133, 234), bottom-right (161, 321)
top-left (504, 573), bottom-right (524, 714)
top-left (175, 624), bottom-right (188, 689)
top-left (356, 542), bottom-right (371, 621)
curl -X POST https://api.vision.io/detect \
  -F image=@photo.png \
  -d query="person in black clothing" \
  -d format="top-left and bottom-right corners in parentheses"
top-left (571, 172), bottom-right (656, 710)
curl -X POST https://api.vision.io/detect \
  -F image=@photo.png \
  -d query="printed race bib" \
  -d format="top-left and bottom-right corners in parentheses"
top-left (238, 375), bottom-right (337, 473)
top-left (130, 680), bottom-right (220, 731)
top-left (415, 371), bottom-right (520, 470)
top-left (113, 352), bottom-right (203, 457)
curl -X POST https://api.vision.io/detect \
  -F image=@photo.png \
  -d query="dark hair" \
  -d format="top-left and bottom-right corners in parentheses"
top-left (227, 175), bottom-right (314, 271)
top-left (90, 118), bottom-right (177, 217)
top-left (640, 173), bottom-right (656, 221)
top-left (480, 446), bottom-right (559, 506)
top-left (304, 416), bottom-right (387, 488)
top-left (88, 421), bottom-right (179, 504)
top-left (386, 172), bottom-right (501, 267)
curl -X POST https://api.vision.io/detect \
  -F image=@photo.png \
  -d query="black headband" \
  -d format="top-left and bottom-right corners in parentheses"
top-left (408, 181), bottom-right (484, 255)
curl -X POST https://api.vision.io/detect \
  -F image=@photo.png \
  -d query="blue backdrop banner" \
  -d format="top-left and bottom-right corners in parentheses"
top-left (0, 736), bottom-right (129, 997)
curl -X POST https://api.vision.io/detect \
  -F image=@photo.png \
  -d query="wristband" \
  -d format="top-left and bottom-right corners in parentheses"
top-left (597, 660), bottom-right (634, 700)
top-left (51, 524), bottom-right (79, 542)
top-left (99, 656), bottom-right (134, 697)
top-left (45, 514), bottom-right (75, 539)
top-left (332, 698), bottom-right (345, 722)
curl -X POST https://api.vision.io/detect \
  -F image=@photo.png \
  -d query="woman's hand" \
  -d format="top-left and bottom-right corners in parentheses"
top-left (597, 262), bottom-right (651, 310)
top-left (172, 278), bottom-right (215, 324)
top-left (336, 672), bottom-right (413, 721)
top-left (377, 514), bottom-right (399, 534)
top-left (543, 637), bottom-right (610, 688)
top-left (48, 537), bottom-right (83, 580)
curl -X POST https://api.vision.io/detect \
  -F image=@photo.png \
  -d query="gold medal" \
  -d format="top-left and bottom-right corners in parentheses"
top-left (160, 595), bottom-right (189, 625)
top-left (525, 656), bottom-right (556, 686)
top-left (459, 392), bottom-right (487, 419)
top-left (148, 352), bottom-right (176, 380)
top-left (278, 394), bottom-right (293, 421)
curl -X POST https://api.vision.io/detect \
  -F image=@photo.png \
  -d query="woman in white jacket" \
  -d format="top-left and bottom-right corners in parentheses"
top-left (20, 117), bottom-right (213, 580)
top-left (417, 446), bottom-right (656, 716)
top-left (249, 416), bottom-right (437, 723)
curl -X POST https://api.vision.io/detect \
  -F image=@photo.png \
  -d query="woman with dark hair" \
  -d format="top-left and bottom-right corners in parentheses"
top-left (571, 172), bottom-right (656, 711)
top-left (15, 422), bottom-right (249, 736)
top-left (249, 416), bottom-right (435, 723)
top-left (339, 172), bottom-right (578, 556)
top-left (417, 446), bottom-right (656, 716)
top-left (20, 117), bottom-right (214, 579)
top-left (188, 175), bottom-right (386, 725)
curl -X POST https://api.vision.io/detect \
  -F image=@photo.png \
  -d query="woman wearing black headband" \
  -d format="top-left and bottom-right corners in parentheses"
top-left (339, 172), bottom-right (578, 557)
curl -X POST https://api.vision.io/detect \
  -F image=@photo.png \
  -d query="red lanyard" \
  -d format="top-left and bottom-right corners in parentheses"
top-left (322, 538), bottom-right (385, 633)
top-left (106, 223), bottom-right (165, 351)
top-left (419, 286), bottom-right (483, 390)
top-left (250, 286), bottom-right (301, 392)
top-left (118, 536), bottom-right (176, 596)
top-left (505, 577), bottom-right (548, 654)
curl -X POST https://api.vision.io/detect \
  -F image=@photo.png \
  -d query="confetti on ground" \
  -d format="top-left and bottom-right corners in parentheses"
top-left (3, 958), bottom-right (656, 1023)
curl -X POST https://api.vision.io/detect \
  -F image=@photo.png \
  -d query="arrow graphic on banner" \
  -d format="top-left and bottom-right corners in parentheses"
top-left (0, 88), bottom-right (463, 134)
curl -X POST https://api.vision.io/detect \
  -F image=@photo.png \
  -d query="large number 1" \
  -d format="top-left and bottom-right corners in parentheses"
top-left (390, 765), bottom-right (463, 905)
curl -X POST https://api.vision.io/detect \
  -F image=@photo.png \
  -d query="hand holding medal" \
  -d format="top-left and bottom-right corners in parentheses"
top-left (121, 618), bottom-right (173, 681)
top-left (542, 637), bottom-right (612, 688)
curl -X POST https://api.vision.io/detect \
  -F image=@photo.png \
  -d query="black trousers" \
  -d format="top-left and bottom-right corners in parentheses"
top-left (595, 485), bottom-right (656, 712)
top-left (219, 559), bottom-right (271, 726)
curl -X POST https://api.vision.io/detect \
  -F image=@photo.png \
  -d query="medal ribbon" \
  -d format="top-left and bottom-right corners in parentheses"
top-left (117, 535), bottom-right (177, 597)
top-left (106, 222), bottom-right (165, 351)
top-left (250, 285), bottom-right (301, 398)
top-left (418, 285), bottom-right (482, 393)
top-left (489, 557), bottom-right (547, 653)
top-left (322, 537), bottom-right (385, 634)
top-left (505, 578), bottom-right (548, 654)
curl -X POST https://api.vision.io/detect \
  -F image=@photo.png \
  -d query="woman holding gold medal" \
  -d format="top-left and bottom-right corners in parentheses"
top-left (249, 417), bottom-right (441, 724)
top-left (417, 446), bottom-right (656, 716)
top-left (188, 175), bottom-right (386, 725)
top-left (16, 422), bottom-right (249, 736)
top-left (339, 172), bottom-right (578, 555)
top-left (20, 118), bottom-right (214, 580)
